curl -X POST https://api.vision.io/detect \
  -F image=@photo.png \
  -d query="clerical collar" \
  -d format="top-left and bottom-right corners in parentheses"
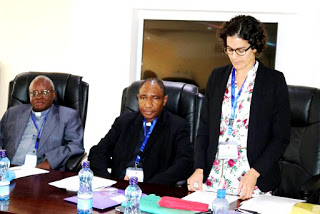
top-left (146, 122), bottom-right (151, 126)
top-left (32, 108), bottom-right (50, 118)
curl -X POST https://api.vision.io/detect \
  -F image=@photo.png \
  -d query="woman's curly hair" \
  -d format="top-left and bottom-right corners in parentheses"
top-left (219, 15), bottom-right (267, 53)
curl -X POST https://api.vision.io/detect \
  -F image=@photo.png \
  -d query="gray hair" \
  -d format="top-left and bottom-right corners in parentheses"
top-left (29, 75), bottom-right (55, 91)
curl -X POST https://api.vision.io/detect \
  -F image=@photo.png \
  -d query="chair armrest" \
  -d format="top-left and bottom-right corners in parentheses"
top-left (300, 174), bottom-right (320, 203)
top-left (65, 152), bottom-right (87, 172)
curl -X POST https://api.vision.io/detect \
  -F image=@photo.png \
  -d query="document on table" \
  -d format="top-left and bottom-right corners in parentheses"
top-left (239, 195), bottom-right (305, 214)
top-left (10, 165), bottom-right (49, 179)
top-left (49, 175), bottom-right (117, 191)
top-left (182, 190), bottom-right (239, 209)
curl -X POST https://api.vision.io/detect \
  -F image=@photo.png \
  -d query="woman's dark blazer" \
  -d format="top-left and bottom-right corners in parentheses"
top-left (194, 62), bottom-right (290, 192)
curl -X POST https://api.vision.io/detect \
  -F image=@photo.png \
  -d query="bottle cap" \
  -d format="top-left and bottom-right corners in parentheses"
top-left (217, 189), bottom-right (226, 198)
top-left (129, 176), bottom-right (138, 185)
top-left (0, 150), bottom-right (7, 158)
top-left (82, 161), bottom-right (90, 168)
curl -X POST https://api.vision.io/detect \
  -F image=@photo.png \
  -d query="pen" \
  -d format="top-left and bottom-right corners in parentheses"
top-left (226, 192), bottom-right (240, 196)
top-left (236, 208), bottom-right (259, 214)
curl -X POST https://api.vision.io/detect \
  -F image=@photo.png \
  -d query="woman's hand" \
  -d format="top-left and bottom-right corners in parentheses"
top-left (238, 168), bottom-right (260, 200)
top-left (187, 168), bottom-right (203, 191)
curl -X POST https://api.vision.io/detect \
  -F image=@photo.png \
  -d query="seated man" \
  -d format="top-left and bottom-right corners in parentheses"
top-left (0, 75), bottom-right (84, 170)
top-left (88, 78), bottom-right (194, 185)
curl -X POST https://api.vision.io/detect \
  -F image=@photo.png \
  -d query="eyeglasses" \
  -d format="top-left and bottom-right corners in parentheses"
top-left (29, 90), bottom-right (54, 97)
top-left (224, 45), bottom-right (252, 56)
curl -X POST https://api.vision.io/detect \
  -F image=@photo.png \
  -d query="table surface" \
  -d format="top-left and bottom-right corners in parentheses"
top-left (0, 169), bottom-right (192, 214)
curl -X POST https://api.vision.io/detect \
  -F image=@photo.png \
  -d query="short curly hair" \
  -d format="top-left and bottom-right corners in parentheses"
top-left (219, 15), bottom-right (267, 53)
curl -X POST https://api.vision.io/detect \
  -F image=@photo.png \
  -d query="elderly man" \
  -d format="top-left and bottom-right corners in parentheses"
top-left (88, 78), bottom-right (194, 185)
top-left (0, 75), bottom-right (84, 170)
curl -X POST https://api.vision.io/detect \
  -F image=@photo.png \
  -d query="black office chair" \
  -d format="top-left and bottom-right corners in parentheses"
top-left (273, 85), bottom-right (320, 204)
top-left (162, 77), bottom-right (200, 87)
top-left (8, 72), bottom-right (89, 172)
top-left (121, 80), bottom-right (204, 145)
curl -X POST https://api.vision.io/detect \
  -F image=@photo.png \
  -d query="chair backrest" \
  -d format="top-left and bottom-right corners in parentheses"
top-left (8, 72), bottom-right (89, 129)
top-left (121, 80), bottom-right (204, 144)
top-left (275, 85), bottom-right (320, 199)
top-left (162, 77), bottom-right (200, 87)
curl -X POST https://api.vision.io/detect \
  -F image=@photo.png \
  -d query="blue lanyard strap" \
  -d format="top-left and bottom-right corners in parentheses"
top-left (227, 67), bottom-right (248, 136)
top-left (135, 118), bottom-right (158, 167)
top-left (31, 112), bottom-right (49, 150)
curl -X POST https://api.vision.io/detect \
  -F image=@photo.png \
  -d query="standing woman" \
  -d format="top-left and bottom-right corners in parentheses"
top-left (187, 15), bottom-right (290, 200)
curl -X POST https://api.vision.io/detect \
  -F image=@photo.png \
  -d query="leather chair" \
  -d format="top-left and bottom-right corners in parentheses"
top-left (273, 85), bottom-right (320, 204)
top-left (7, 72), bottom-right (89, 172)
top-left (162, 77), bottom-right (200, 87)
top-left (121, 80), bottom-right (204, 145)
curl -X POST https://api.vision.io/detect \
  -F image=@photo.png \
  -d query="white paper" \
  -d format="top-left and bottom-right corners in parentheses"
top-left (10, 165), bottom-right (49, 179)
top-left (49, 175), bottom-right (117, 191)
top-left (239, 195), bottom-right (305, 214)
top-left (110, 195), bottom-right (127, 203)
top-left (24, 154), bottom-right (37, 167)
top-left (182, 190), bottom-right (239, 209)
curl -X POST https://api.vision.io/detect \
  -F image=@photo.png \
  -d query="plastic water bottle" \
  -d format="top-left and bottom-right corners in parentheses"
top-left (0, 200), bottom-right (9, 211)
top-left (77, 161), bottom-right (93, 214)
top-left (212, 189), bottom-right (229, 214)
top-left (0, 150), bottom-right (10, 201)
top-left (124, 176), bottom-right (142, 214)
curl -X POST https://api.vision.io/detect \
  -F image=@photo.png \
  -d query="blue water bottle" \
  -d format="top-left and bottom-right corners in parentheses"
top-left (0, 150), bottom-right (10, 201)
top-left (124, 176), bottom-right (142, 214)
top-left (77, 161), bottom-right (93, 214)
top-left (212, 189), bottom-right (229, 214)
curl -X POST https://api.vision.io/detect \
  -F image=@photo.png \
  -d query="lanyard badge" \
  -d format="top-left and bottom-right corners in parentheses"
top-left (24, 112), bottom-right (49, 167)
top-left (31, 112), bottom-right (49, 151)
top-left (218, 139), bottom-right (238, 160)
top-left (227, 67), bottom-right (247, 136)
top-left (126, 118), bottom-right (158, 182)
top-left (134, 118), bottom-right (158, 167)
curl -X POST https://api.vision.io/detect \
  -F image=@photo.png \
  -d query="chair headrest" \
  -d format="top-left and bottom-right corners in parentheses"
top-left (288, 85), bottom-right (320, 126)
top-left (9, 72), bottom-right (83, 108)
top-left (122, 80), bottom-right (199, 117)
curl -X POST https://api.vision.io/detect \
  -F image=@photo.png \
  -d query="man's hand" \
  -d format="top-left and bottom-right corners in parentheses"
top-left (36, 160), bottom-right (51, 170)
top-left (124, 175), bottom-right (129, 181)
top-left (238, 168), bottom-right (260, 200)
top-left (187, 168), bottom-right (203, 191)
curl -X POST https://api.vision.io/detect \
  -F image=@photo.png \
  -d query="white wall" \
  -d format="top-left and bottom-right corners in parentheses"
top-left (0, 0), bottom-right (319, 153)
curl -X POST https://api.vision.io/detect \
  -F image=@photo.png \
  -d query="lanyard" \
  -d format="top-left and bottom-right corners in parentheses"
top-left (135, 118), bottom-right (158, 167)
top-left (31, 112), bottom-right (49, 150)
top-left (227, 67), bottom-right (248, 136)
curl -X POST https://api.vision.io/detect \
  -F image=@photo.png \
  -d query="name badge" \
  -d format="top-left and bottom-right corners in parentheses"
top-left (218, 141), bottom-right (238, 160)
top-left (24, 154), bottom-right (37, 167)
top-left (126, 167), bottom-right (144, 182)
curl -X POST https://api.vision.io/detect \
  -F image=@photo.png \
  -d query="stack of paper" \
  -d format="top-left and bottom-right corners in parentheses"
top-left (239, 195), bottom-right (305, 214)
top-left (10, 166), bottom-right (49, 179)
top-left (49, 175), bottom-right (117, 191)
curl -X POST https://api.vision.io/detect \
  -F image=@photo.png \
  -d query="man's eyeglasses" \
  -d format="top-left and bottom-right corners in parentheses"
top-left (224, 45), bottom-right (252, 56)
top-left (29, 90), bottom-right (54, 97)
